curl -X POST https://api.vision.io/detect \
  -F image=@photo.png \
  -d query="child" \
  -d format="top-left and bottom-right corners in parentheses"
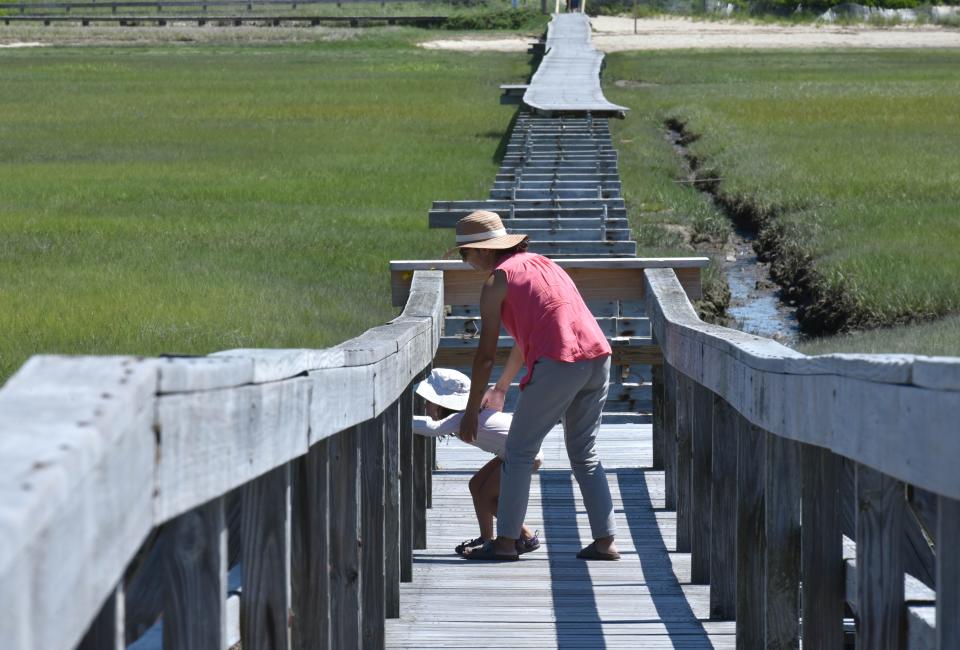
top-left (413, 368), bottom-right (542, 556)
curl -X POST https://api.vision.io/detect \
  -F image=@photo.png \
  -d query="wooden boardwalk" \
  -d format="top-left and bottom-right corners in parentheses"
top-left (386, 423), bottom-right (736, 648)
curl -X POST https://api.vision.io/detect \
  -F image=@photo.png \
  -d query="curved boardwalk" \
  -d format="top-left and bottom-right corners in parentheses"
top-left (385, 423), bottom-right (736, 648)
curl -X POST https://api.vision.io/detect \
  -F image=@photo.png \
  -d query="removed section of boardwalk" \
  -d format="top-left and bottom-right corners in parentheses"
top-left (385, 423), bottom-right (736, 648)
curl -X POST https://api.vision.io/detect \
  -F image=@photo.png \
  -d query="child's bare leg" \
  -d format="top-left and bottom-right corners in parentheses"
top-left (468, 457), bottom-right (502, 541)
top-left (480, 462), bottom-right (535, 541)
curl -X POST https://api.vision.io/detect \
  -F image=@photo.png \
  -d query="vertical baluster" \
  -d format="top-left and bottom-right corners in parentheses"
top-left (412, 382), bottom-right (428, 551)
top-left (384, 400), bottom-right (401, 618)
top-left (710, 396), bottom-right (737, 620)
top-left (663, 364), bottom-right (677, 511)
top-left (856, 464), bottom-right (904, 650)
top-left (736, 416), bottom-right (766, 648)
top-left (400, 385), bottom-right (414, 582)
top-left (675, 372), bottom-right (693, 553)
top-left (764, 434), bottom-right (800, 648)
top-left (690, 382), bottom-right (713, 585)
top-left (241, 463), bottom-right (291, 650)
top-left (360, 415), bottom-right (386, 649)
top-left (800, 443), bottom-right (844, 649)
top-left (426, 436), bottom-right (435, 509)
top-left (651, 364), bottom-right (664, 470)
top-left (937, 495), bottom-right (960, 650)
top-left (77, 584), bottom-right (125, 650)
top-left (291, 440), bottom-right (330, 650)
top-left (329, 426), bottom-right (362, 648)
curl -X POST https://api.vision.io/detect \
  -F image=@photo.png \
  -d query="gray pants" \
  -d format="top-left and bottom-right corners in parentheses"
top-left (497, 355), bottom-right (617, 540)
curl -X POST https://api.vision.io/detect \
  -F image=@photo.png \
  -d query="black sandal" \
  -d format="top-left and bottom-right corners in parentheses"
top-left (464, 541), bottom-right (519, 562)
top-left (455, 536), bottom-right (489, 556)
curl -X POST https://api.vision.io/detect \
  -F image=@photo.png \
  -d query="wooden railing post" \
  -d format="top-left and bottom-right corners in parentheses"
top-left (240, 463), bottom-right (292, 650)
top-left (400, 384), bottom-right (414, 582)
top-left (161, 497), bottom-right (227, 650)
top-left (426, 436), bottom-right (435, 509)
top-left (291, 439), bottom-right (330, 650)
top-left (412, 381), bottom-right (428, 551)
top-left (360, 415), bottom-right (386, 650)
top-left (937, 495), bottom-right (960, 649)
top-left (77, 584), bottom-right (125, 650)
top-left (651, 364), bottom-right (664, 470)
top-left (710, 396), bottom-right (737, 620)
top-left (855, 464), bottom-right (905, 649)
top-left (800, 443), bottom-right (844, 650)
top-left (690, 382), bottom-right (713, 585)
top-left (663, 364), bottom-right (678, 511)
top-left (764, 434), bottom-right (800, 648)
top-left (329, 426), bottom-right (362, 648)
top-left (384, 399), bottom-right (401, 619)
top-left (675, 372), bottom-right (694, 553)
top-left (736, 416), bottom-right (766, 649)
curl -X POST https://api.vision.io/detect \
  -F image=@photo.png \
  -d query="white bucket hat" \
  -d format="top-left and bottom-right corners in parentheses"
top-left (415, 368), bottom-right (471, 412)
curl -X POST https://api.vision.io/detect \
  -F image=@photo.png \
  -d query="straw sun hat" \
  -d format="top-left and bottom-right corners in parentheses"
top-left (415, 368), bottom-right (472, 412)
top-left (456, 210), bottom-right (528, 250)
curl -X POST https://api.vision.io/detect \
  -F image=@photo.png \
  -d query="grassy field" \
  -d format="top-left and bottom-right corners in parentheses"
top-left (0, 30), bottom-right (536, 382)
top-left (604, 48), bottom-right (960, 353)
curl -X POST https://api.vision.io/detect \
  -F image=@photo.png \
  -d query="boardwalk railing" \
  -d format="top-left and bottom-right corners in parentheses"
top-left (646, 267), bottom-right (959, 649)
top-left (0, 269), bottom-right (443, 650)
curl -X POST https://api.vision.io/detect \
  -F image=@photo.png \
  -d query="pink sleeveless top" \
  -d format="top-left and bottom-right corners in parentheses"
top-left (495, 253), bottom-right (611, 389)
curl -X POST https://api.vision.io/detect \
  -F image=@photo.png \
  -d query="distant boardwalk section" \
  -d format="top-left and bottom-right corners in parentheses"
top-left (524, 14), bottom-right (628, 117)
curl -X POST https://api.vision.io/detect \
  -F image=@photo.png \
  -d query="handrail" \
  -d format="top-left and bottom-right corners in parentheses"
top-left (0, 269), bottom-right (443, 649)
top-left (644, 266), bottom-right (959, 648)
top-left (3, 0), bottom-right (434, 10)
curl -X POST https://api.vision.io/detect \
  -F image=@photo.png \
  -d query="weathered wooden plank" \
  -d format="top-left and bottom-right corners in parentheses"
top-left (157, 356), bottom-right (254, 394)
top-left (384, 400), bottom-right (402, 619)
top-left (426, 436), bottom-right (434, 510)
top-left (663, 364), bottom-right (678, 512)
top-left (937, 495), bottom-right (960, 650)
top-left (400, 387), bottom-right (414, 584)
top-left (360, 415), bottom-right (386, 650)
top-left (690, 382), bottom-right (713, 585)
top-left (329, 426), bottom-right (362, 649)
top-left (800, 443), bottom-right (844, 650)
top-left (651, 365), bottom-right (664, 470)
top-left (675, 372), bottom-right (694, 554)
top-left (291, 440), bottom-right (330, 650)
top-left (413, 429), bottom-right (428, 551)
top-left (240, 463), bottom-right (291, 650)
top-left (736, 417), bottom-right (765, 649)
top-left (161, 497), bottom-right (227, 650)
top-left (856, 464), bottom-right (905, 650)
top-left (710, 396), bottom-right (738, 621)
top-left (77, 585), bottom-right (124, 650)
top-left (764, 434), bottom-right (800, 648)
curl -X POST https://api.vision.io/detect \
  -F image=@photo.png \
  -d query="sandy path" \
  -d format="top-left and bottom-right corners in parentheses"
top-left (420, 16), bottom-right (960, 52)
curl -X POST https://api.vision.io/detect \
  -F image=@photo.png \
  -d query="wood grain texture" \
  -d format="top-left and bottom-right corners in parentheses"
top-left (856, 464), bottom-right (905, 650)
top-left (690, 382), bottom-right (713, 585)
top-left (161, 498), bottom-right (227, 650)
top-left (800, 444), bottom-right (844, 650)
top-left (651, 365), bottom-right (665, 470)
top-left (710, 396), bottom-right (738, 621)
top-left (291, 440), bottom-right (330, 650)
top-left (399, 388), bottom-right (414, 584)
top-left (675, 372), bottom-right (694, 554)
top-left (663, 364), bottom-right (678, 512)
top-left (360, 415), bottom-right (386, 650)
top-left (763, 434), bottom-right (800, 649)
top-left (384, 400), bottom-right (402, 619)
top-left (77, 585), bottom-right (124, 650)
top-left (736, 417), bottom-right (765, 649)
top-left (936, 496), bottom-right (960, 650)
top-left (240, 463), bottom-right (292, 650)
top-left (329, 427), bottom-right (362, 649)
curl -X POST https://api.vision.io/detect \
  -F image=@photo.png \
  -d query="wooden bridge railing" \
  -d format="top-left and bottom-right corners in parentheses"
top-left (0, 269), bottom-right (443, 650)
top-left (646, 267), bottom-right (959, 649)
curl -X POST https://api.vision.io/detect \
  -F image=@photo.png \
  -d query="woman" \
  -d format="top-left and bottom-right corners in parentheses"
top-left (455, 210), bottom-right (619, 562)
top-left (412, 367), bottom-right (542, 556)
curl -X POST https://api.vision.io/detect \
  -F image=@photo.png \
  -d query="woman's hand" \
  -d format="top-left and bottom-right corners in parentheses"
top-left (459, 407), bottom-right (479, 443)
top-left (481, 386), bottom-right (506, 411)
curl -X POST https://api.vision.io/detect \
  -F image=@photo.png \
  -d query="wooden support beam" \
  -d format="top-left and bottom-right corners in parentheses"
top-left (800, 444), bottom-right (844, 650)
top-left (161, 498), bottom-right (227, 650)
top-left (764, 434), bottom-right (800, 648)
top-left (360, 415), bottom-right (386, 650)
top-left (291, 440), bottom-right (330, 650)
top-left (384, 400), bottom-right (401, 619)
top-left (690, 382), bottom-right (713, 585)
top-left (675, 372), bottom-right (694, 554)
top-left (856, 464), bottom-right (905, 650)
top-left (413, 434), bottom-right (428, 550)
top-left (937, 495), bottom-right (960, 650)
top-left (400, 386), bottom-right (414, 583)
top-left (710, 396), bottom-right (738, 621)
top-left (736, 416), bottom-right (766, 649)
top-left (240, 463), bottom-right (291, 650)
top-left (77, 585), bottom-right (125, 650)
top-left (663, 364), bottom-right (677, 511)
top-left (329, 427), bottom-right (362, 648)
top-left (651, 365), bottom-right (664, 470)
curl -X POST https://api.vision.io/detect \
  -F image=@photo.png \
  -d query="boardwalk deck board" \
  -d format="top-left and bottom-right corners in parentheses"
top-left (385, 424), bottom-right (736, 648)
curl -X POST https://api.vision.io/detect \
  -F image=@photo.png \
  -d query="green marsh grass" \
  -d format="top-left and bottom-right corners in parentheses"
top-left (603, 48), bottom-right (960, 353)
top-left (0, 32), bottom-right (532, 382)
